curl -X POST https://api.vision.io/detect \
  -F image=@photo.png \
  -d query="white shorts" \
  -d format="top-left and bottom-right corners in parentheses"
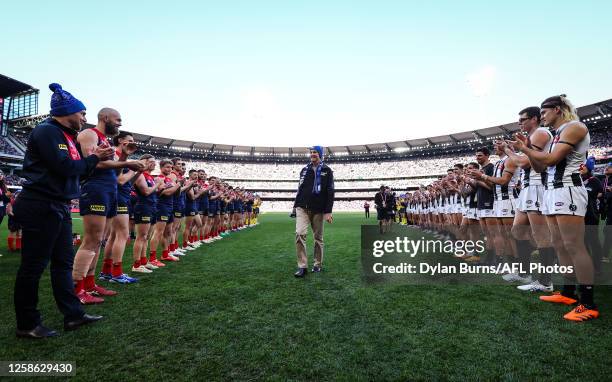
top-left (477, 208), bottom-right (494, 219)
top-left (466, 208), bottom-right (479, 220)
top-left (493, 198), bottom-right (516, 218)
top-left (456, 204), bottom-right (464, 215)
top-left (542, 186), bottom-right (588, 217)
top-left (519, 185), bottom-right (544, 212)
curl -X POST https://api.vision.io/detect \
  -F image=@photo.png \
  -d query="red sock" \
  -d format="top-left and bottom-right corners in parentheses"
top-left (133, 260), bottom-right (141, 268)
top-left (16, 237), bottom-right (21, 250)
top-left (200, 234), bottom-right (204, 240)
top-left (162, 249), bottom-right (169, 258)
top-left (102, 258), bottom-right (113, 274)
top-left (149, 250), bottom-right (157, 261)
top-left (174, 240), bottom-right (179, 249)
top-left (112, 262), bottom-right (123, 277)
top-left (75, 279), bottom-right (85, 293)
top-left (183, 240), bottom-right (188, 248)
top-left (140, 256), bottom-right (148, 265)
top-left (7, 237), bottom-right (14, 251)
top-left (85, 275), bottom-right (95, 291)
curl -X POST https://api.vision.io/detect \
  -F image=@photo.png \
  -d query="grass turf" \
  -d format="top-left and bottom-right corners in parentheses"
top-left (0, 212), bottom-right (610, 381)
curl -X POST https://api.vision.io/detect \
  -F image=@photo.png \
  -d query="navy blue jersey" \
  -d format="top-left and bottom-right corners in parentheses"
top-left (82, 128), bottom-right (117, 186)
top-left (136, 173), bottom-right (157, 208)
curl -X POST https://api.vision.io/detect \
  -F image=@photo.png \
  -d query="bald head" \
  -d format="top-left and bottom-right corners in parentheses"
top-left (98, 108), bottom-right (120, 121)
top-left (97, 107), bottom-right (122, 136)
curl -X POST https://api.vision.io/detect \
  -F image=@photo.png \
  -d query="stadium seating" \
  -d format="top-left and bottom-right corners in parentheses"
top-left (0, 136), bottom-right (21, 156)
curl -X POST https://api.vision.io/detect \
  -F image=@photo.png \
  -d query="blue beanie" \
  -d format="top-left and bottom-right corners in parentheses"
top-left (49, 83), bottom-right (86, 116)
top-left (309, 145), bottom-right (324, 161)
top-left (585, 157), bottom-right (595, 172)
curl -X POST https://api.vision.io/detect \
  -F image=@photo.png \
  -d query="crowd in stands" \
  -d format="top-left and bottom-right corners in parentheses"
top-left (186, 155), bottom-right (473, 180)
top-left (229, 179), bottom-right (437, 189)
top-left (11, 134), bottom-right (29, 148)
top-left (0, 136), bottom-right (21, 156)
top-left (263, 200), bottom-right (364, 212)
top-left (590, 130), bottom-right (611, 159)
top-left (2, 174), bottom-right (24, 186)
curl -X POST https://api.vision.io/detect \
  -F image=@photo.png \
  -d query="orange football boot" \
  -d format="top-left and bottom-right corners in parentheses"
top-left (563, 304), bottom-right (599, 322)
top-left (539, 291), bottom-right (577, 305)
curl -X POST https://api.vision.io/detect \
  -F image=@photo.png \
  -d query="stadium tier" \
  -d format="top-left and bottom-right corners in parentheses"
top-left (2, 98), bottom-right (610, 211)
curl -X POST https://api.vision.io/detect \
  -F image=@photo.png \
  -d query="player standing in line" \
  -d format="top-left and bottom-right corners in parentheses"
top-left (509, 95), bottom-right (597, 321)
top-left (72, 108), bottom-right (144, 304)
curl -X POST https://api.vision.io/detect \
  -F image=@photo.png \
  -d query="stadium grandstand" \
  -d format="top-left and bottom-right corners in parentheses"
top-left (3, 88), bottom-right (610, 209)
top-left (0, 74), bottom-right (39, 190)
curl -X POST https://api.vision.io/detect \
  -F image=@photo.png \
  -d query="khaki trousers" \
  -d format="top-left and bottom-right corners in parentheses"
top-left (295, 207), bottom-right (324, 268)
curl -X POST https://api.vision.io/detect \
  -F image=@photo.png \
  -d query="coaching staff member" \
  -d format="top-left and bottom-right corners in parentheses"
top-left (292, 146), bottom-right (334, 277)
top-left (13, 83), bottom-right (114, 338)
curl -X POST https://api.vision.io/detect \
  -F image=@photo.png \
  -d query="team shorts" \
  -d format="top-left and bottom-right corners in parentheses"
top-left (518, 185), bottom-right (544, 212)
top-left (477, 208), bottom-right (494, 219)
top-left (156, 205), bottom-right (174, 224)
top-left (117, 192), bottom-right (131, 215)
top-left (542, 186), bottom-right (587, 217)
top-left (133, 205), bottom-right (156, 225)
top-left (79, 183), bottom-right (117, 218)
top-left (184, 202), bottom-right (197, 217)
top-left (493, 198), bottom-right (516, 218)
top-left (466, 207), bottom-right (479, 220)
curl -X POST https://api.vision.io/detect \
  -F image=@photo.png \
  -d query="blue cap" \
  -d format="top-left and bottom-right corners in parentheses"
top-left (309, 146), bottom-right (324, 160)
top-left (49, 83), bottom-right (86, 116)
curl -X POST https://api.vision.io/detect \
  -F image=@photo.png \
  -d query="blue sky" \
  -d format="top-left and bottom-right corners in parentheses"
top-left (3, 0), bottom-right (611, 146)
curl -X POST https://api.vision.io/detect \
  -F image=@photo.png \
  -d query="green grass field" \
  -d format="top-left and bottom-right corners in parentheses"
top-left (1, 213), bottom-right (610, 381)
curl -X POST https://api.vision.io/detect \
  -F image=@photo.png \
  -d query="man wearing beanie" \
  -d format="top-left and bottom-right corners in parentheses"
top-left (292, 146), bottom-right (335, 278)
top-left (12, 83), bottom-right (114, 338)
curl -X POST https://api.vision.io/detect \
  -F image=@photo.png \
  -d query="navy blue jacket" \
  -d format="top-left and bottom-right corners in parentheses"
top-left (293, 162), bottom-right (335, 213)
top-left (21, 118), bottom-right (99, 202)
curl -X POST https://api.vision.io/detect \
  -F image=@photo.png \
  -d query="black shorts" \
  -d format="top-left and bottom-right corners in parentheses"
top-left (8, 215), bottom-right (21, 232)
top-left (376, 208), bottom-right (388, 221)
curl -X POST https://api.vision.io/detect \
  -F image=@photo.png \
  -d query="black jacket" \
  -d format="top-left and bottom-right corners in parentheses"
top-left (374, 191), bottom-right (394, 211)
top-left (20, 118), bottom-right (99, 202)
top-left (293, 162), bottom-right (335, 213)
